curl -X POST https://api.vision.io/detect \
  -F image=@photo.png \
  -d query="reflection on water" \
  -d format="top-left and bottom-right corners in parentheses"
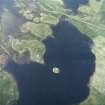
top-left (64, 0), bottom-right (89, 12)
top-left (1, 0), bottom-right (96, 105)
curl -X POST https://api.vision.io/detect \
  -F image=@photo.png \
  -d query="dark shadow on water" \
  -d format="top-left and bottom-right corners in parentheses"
top-left (6, 21), bottom-right (96, 105)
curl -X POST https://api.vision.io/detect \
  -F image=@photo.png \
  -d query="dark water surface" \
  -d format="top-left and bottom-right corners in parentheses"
top-left (1, 0), bottom-right (96, 105)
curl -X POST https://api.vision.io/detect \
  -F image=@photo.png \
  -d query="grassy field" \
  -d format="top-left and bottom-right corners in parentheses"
top-left (81, 36), bottom-right (105, 105)
top-left (81, 87), bottom-right (105, 105)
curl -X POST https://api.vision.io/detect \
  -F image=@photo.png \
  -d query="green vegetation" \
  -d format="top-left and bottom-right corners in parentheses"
top-left (92, 36), bottom-right (105, 94)
top-left (67, 0), bottom-right (105, 38)
top-left (21, 22), bottom-right (52, 40)
top-left (0, 71), bottom-right (19, 105)
top-left (7, 0), bottom-right (105, 64)
top-left (9, 36), bottom-right (45, 64)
